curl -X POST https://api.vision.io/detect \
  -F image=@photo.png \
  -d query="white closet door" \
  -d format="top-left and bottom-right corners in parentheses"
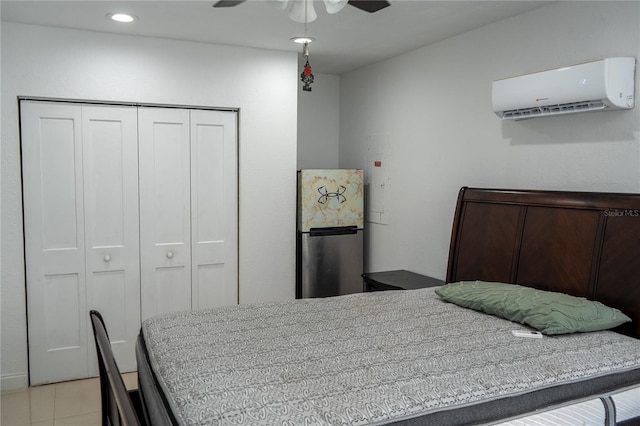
top-left (23, 101), bottom-right (238, 385)
top-left (139, 108), bottom-right (192, 319)
top-left (82, 106), bottom-right (139, 373)
top-left (23, 102), bottom-right (140, 384)
top-left (22, 102), bottom-right (89, 385)
top-left (190, 110), bottom-right (238, 308)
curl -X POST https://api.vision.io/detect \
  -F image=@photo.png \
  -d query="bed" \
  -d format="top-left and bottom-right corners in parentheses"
top-left (136, 187), bottom-right (640, 425)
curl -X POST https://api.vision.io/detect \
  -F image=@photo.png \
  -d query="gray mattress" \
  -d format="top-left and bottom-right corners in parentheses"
top-left (137, 288), bottom-right (640, 425)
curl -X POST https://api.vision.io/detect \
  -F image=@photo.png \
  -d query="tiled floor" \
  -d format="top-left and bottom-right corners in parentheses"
top-left (1, 372), bottom-right (137, 426)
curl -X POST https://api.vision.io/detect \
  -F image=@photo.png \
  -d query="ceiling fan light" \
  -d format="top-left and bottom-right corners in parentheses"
top-left (288, 0), bottom-right (317, 23)
top-left (324, 0), bottom-right (348, 14)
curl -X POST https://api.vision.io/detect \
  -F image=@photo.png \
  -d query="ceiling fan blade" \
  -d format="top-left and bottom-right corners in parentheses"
top-left (347, 0), bottom-right (391, 13)
top-left (213, 0), bottom-right (246, 8)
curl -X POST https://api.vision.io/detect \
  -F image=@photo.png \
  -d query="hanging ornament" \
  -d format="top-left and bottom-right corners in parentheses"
top-left (301, 60), bottom-right (314, 92)
top-left (300, 42), bottom-right (314, 92)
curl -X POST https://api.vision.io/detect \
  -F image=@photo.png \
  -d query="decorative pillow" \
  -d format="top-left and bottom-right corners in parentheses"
top-left (435, 281), bottom-right (631, 335)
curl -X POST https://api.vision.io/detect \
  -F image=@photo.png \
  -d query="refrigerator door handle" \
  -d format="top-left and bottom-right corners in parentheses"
top-left (309, 226), bottom-right (358, 237)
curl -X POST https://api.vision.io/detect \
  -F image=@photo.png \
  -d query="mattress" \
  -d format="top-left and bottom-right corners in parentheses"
top-left (138, 288), bottom-right (640, 425)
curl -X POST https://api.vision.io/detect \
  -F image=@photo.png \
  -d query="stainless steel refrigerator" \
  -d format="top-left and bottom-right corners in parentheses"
top-left (296, 169), bottom-right (364, 298)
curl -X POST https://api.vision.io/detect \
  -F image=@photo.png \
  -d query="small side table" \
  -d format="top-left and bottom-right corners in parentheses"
top-left (362, 270), bottom-right (444, 292)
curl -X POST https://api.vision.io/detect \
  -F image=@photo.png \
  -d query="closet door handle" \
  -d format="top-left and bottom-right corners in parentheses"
top-left (104, 255), bottom-right (112, 262)
top-left (166, 251), bottom-right (174, 259)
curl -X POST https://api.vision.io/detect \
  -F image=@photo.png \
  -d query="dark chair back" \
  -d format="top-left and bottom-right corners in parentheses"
top-left (90, 310), bottom-right (142, 426)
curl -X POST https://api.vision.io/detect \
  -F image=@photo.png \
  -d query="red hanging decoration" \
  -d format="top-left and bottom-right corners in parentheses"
top-left (301, 59), bottom-right (314, 92)
top-left (300, 42), bottom-right (314, 92)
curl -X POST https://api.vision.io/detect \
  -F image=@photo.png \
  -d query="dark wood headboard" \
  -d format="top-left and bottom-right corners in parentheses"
top-left (446, 187), bottom-right (640, 338)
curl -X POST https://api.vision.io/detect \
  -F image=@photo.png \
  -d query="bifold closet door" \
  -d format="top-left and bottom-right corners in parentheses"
top-left (139, 108), bottom-right (238, 319)
top-left (22, 101), bottom-right (140, 385)
top-left (139, 108), bottom-right (192, 318)
top-left (82, 106), bottom-right (140, 375)
top-left (190, 109), bottom-right (238, 310)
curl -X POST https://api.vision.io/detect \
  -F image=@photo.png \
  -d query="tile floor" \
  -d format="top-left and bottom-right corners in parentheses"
top-left (1, 372), bottom-right (137, 426)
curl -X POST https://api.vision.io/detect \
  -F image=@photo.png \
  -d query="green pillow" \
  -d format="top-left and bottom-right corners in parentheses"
top-left (435, 281), bottom-right (631, 335)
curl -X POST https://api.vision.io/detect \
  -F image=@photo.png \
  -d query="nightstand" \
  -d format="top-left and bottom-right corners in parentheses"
top-left (362, 270), bottom-right (444, 292)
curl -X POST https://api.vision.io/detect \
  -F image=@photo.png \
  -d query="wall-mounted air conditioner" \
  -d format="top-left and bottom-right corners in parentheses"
top-left (492, 57), bottom-right (636, 120)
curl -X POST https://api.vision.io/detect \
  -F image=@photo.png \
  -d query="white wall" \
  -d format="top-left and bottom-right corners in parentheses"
top-left (1, 22), bottom-right (298, 390)
top-left (340, 2), bottom-right (640, 279)
top-left (297, 72), bottom-right (340, 169)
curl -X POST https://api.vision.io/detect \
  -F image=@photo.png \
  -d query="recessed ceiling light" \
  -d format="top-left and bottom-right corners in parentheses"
top-left (291, 36), bottom-right (315, 44)
top-left (107, 13), bottom-right (137, 23)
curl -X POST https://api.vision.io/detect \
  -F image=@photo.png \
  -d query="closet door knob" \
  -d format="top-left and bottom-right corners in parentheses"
top-left (104, 255), bottom-right (112, 262)
top-left (166, 251), bottom-right (174, 259)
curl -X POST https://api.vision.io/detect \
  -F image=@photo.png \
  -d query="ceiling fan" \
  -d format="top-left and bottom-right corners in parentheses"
top-left (213, 0), bottom-right (391, 23)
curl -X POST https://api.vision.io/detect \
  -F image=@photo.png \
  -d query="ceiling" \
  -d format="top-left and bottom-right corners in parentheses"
top-left (1, 0), bottom-right (551, 74)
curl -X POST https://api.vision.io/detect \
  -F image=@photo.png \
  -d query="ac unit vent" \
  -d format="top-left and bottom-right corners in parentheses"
top-left (502, 100), bottom-right (606, 120)
top-left (492, 57), bottom-right (635, 120)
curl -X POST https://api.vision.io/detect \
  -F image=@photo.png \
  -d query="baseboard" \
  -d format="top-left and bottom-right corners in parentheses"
top-left (1, 372), bottom-right (29, 392)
